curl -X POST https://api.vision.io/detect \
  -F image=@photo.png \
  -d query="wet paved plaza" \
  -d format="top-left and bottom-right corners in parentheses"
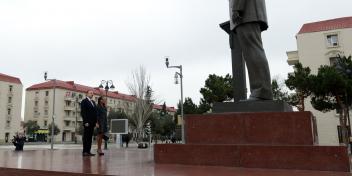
top-left (0, 144), bottom-right (350, 176)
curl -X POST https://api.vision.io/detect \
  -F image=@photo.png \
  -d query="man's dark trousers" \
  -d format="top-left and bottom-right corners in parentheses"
top-left (83, 125), bottom-right (94, 154)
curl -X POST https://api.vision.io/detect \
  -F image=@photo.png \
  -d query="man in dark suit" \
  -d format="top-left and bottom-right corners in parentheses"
top-left (229, 0), bottom-right (273, 100)
top-left (81, 90), bottom-right (98, 156)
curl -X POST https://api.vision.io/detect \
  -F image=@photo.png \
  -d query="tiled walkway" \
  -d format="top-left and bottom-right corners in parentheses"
top-left (0, 147), bottom-right (350, 176)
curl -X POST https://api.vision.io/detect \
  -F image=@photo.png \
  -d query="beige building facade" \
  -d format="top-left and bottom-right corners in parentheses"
top-left (287, 17), bottom-right (352, 145)
top-left (0, 73), bottom-right (23, 144)
top-left (25, 80), bottom-right (176, 142)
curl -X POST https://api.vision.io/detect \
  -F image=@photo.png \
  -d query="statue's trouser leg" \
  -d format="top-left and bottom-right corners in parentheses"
top-left (235, 22), bottom-right (273, 100)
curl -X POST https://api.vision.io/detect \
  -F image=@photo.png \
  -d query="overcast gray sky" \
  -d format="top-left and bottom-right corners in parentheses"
top-left (1, 0), bottom-right (352, 112)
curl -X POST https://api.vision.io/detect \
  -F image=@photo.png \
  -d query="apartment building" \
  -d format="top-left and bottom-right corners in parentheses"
top-left (152, 104), bottom-right (176, 116)
top-left (25, 80), bottom-right (176, 142)
top-left (287, 16), bottom-right (352, 145)
top-left (0, 73), bottom-right (23, 144)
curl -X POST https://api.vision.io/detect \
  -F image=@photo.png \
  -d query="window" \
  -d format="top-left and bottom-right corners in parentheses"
top-left (44, 120), bottom-right (48, 126)
top-left (35, 101), bottom-right (38, 106)
top-left (65, 111), bottom-right (70, 116)
top-left (65, 91), bottom-right (71, 97)
top-left (79, 94), bottom-right (83, 99)
top-left (44, 110), bottom-right (48, 115)
top-left (5, 133), bottom-right (9, 143)
top-left (45, 101), bottom-right (48, 106)
top-left (326, 34), bottom-right (339, 47)
top-left (65, 121), bottom-right (70, 127)
top-left (34, 110), bottom-right (39, 116)
top-left (8, 97), bottom-right (12, 103)
top-left (35, 91), bottom-right (39, 95)
top-left (329, 57), bottom-right (339, 66)
top-left (9, 85), bottom-right (13, 92)
top-left (7, 108), bottom-right (11, 115)
top-left (6, 121), bottom-right (10, 127)
top-left (45, 91), bottom-right (49, 96)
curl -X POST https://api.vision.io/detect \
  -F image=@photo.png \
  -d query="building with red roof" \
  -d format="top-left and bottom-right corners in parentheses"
top-left (0, 73), bottom-right (22, 84)
top-left (25, 80), bottom-right (176, 142)
top-left (298, 17), bottom-right (352, 34)
top-left (286, 16), bottom-right (352, 145)
top-left (0, 73), bottom-right (23, 144)
top-left (153, 104), bottom-right (176, 113)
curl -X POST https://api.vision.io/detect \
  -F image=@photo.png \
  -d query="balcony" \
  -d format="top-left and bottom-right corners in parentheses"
top-left (286, 51), bottom-right (299, 66)
top-left (33, 113), bottom-right (40, 118)
top-left (64, 105), bottom-right (75, 111)
top-left (63, 126), bottom-right (75, 131)
top-left (7, 103), bottom-right (13, 108)
top-left (7, 92), bottom-right (13, 97)
top-left (64, 96), bottom-right (74, 101)
top-left (64, 116), bottom-right (76, 120)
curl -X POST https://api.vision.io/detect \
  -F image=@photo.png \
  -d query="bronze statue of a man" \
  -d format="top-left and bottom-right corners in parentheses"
top-left (229, 0), bottom-right (273, 100)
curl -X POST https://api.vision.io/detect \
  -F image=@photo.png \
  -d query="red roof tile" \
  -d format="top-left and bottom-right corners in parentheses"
top-left (26, 80), bottom-right (135, 102)
top-left (153, 104), bottom-right (177, 112)
top-left (27, 80), bottom-right (177, 112)
top-left (298, 16), bottom-right (352, 34)
top-left (0, 73), bottom-right (22, 84)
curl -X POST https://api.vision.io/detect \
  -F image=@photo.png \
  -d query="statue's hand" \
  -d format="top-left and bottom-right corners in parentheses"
top-left (232, 10), bottom-right (243, 23)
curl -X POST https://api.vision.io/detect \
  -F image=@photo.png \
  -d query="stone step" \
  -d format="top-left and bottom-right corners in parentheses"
top-left (185, 111), bottom-right (318, 145)
top-left (154, 144), bottom-right (350, 172)
top-left (212, 101), bottom-right (293, 113)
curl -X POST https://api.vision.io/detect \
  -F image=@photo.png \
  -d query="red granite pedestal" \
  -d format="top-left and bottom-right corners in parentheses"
top-left (154, 112), bottom-right (351, 172)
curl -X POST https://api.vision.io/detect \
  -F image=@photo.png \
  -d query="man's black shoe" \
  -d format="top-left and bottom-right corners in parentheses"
top-left (83, 152), bottom-right (96, 156)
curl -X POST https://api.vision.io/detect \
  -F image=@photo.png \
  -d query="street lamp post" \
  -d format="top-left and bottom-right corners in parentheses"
top-left (165, 57), bottom-right (185, 144)
top-left (75, 96), bottom-right (79, 144)
top-left (99, 80), bottom-right (115, 150)
top-left (44, 72), bottom-right (56, 150)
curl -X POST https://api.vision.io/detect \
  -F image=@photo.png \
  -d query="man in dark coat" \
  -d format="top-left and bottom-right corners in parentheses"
top-left (80, 90), bottom-right (98, 156)
top-left (229, 0), bottom-right (273, 100)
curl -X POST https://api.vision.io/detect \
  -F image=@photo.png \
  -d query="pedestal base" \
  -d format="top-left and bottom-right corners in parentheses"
top-left (155, 144), bottom-right (350, 172)
top-left (154, 111), bottom-right (349, 172)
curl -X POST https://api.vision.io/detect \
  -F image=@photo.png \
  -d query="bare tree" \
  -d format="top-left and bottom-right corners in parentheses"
top-left (126, 66), bottom-right (154, 142)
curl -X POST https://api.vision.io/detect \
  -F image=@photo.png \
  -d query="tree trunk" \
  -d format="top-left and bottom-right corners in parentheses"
top-left (298, 92), bottom-right (305, 111)
top-left (300, 94), bottom-right (305, 111)
top-left (336, 95), bottom-right (349, 145)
